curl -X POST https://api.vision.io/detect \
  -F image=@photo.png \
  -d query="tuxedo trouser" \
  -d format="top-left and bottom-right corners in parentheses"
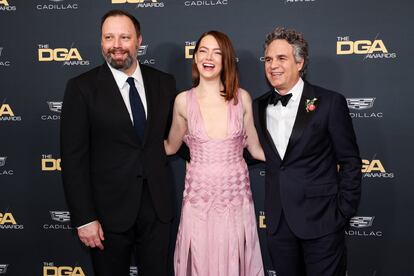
top-left (90, 181), bottom-right (172, 276)
top-left (267, 212), bottom-right (346, 276)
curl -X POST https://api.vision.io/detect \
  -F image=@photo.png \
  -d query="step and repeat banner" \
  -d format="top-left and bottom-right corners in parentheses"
top-left (0, 0), bottom-right (413, 275)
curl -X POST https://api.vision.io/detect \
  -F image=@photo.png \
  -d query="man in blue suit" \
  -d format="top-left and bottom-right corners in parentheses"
top-left (253, 27), bottom-right (362, 276)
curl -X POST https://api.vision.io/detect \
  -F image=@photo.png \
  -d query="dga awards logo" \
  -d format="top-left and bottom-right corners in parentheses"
top-left (184, 41), bottom-right (196, 59)
top-left (347, 98), bottom-right (383, 119)
top-left (258, 211), bottom-right (266, 229)
top-left (38, 43), bottom-right (90, 66)
top-left (183, 0), bottom-right (229, 7)
top-left (0, 47), bottom-right (11, 67)
top-left (0, 100), bottom-right (21, 122)
top-left (36, 0), bottom-right (79, 10)
top-left (346, 216), bottom-right (383, 237)
top-left (336, 34), bottom-right (397, 59)
top-left (0, 211), bottom-right (24, 230)
top-left (41, 101), bottom-right (62, 121)
top-left (138, 45), bottom-right (155, 65)
top-left (41, 154), bottom-right (61, 171)
top-left (0, 0), bottom-right (16, 11)
top-left (111, 0), bottom-right (165, 8)
top-left (129, 266), bottom-right (137, 276)
top-left (0, 156), bottom-right (14, 176)
top-left (43, 263), bottom-right (86, 276)
top-left (362, 157), bottom-right (394, 178)
top-left (43, 211), bottom-right (72, 230)
top-left (0, 264), bottom-right (8, 274)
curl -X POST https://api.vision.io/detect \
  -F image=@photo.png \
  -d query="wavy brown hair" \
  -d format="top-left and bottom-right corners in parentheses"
top-left (192, 30), bottom-right (239, 104)
top-left (264, 27), bottom-right (308, 76)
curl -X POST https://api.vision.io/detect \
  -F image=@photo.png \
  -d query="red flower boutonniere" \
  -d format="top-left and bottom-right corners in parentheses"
top-left (305, 98), bottom-right (317, 112)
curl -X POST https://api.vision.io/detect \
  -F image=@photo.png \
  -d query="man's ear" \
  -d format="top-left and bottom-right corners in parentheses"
top-left (297, 58), bottom-right (304, 72)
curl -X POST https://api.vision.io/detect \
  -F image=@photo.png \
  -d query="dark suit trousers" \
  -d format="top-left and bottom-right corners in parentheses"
top-left (90, 182), bottom-right (172, 276)
top-left (267, 212), bottom-right (347, 276)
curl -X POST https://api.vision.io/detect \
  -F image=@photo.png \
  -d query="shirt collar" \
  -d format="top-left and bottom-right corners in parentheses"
top-left (107, 62), bottom-right (144, 89)
top-left (273, 78), bottom-right (304, 103)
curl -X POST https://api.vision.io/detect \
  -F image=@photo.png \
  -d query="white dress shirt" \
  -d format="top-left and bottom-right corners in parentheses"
top-left (77, 63), bottom-right (147, 230)
top-left (108, 62), bottom-right (148, 119)
top-left (266, 78), bottom-right (304, 159)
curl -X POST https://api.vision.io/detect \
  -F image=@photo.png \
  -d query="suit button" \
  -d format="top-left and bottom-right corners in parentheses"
top-left (280, 166), bottom-right (285, 171)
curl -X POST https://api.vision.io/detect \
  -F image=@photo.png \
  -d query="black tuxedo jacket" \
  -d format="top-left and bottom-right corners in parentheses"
top-left (253, 81), bottom-right (362, 239)
top-left (60, 63), bottom-right (176, 232)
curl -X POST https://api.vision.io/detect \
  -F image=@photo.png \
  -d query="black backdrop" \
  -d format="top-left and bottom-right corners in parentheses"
top-left (0, 0), bottom-right (413, 275)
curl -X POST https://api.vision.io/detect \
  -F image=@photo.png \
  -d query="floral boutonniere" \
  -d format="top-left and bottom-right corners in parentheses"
top-left (305, 98), bottom-right (318, 112)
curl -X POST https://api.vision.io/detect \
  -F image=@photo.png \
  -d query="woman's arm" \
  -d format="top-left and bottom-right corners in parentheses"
top-left (241, 89), bottom-right (265, 162)
top-left (164, 92), bottom-right (188, 155)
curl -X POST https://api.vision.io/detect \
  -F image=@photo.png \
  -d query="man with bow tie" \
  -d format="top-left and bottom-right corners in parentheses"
top-left (253, 27), bottom-right (362, 276)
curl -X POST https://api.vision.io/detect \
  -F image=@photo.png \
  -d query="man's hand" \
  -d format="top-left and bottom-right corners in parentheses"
top-left (78, 220), bottom-right (105, 250)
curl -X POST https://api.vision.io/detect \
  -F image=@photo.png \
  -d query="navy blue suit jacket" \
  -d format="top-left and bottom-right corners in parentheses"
top-left (253, 81), bottom-right (362, 239)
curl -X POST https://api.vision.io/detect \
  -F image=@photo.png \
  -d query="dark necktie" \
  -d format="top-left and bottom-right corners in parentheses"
top-left (127, 77), bottom-right (146, 140)
top-left (269, 92), bottom-right (292, 107)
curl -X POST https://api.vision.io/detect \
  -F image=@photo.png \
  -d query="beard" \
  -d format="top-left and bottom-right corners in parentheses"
top-left (102, 47), bottom-right (138, 70)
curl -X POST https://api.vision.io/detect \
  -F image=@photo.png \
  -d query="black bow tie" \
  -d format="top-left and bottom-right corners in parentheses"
top-left (269, 92), bottom-right (292, 107)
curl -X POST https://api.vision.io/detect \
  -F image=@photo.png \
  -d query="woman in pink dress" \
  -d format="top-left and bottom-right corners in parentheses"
top-left (165, 30), bottom-right (265, 276)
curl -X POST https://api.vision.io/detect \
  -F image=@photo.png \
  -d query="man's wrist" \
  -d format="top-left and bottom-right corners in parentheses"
top-left (77, 220), bottom-right (96, 229)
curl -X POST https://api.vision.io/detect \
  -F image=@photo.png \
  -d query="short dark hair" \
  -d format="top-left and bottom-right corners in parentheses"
top-left (101, 9), bottom-right (141, 37)
top-left (265, 27), bottom-right (308, 76)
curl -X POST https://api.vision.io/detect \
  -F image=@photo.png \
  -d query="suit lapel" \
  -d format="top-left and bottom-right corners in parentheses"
top-left (141, 65), bottom-right (158, 146)
top-left (258, 91), bottom-right (282, 162)
top-left (284, 81), bottom-right (316, 159)
top-left (97, 63), bottom-right (141, 144)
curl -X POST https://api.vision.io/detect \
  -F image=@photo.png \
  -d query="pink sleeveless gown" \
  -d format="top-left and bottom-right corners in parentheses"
top-left (174, 89), bottom-right (264, 276)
